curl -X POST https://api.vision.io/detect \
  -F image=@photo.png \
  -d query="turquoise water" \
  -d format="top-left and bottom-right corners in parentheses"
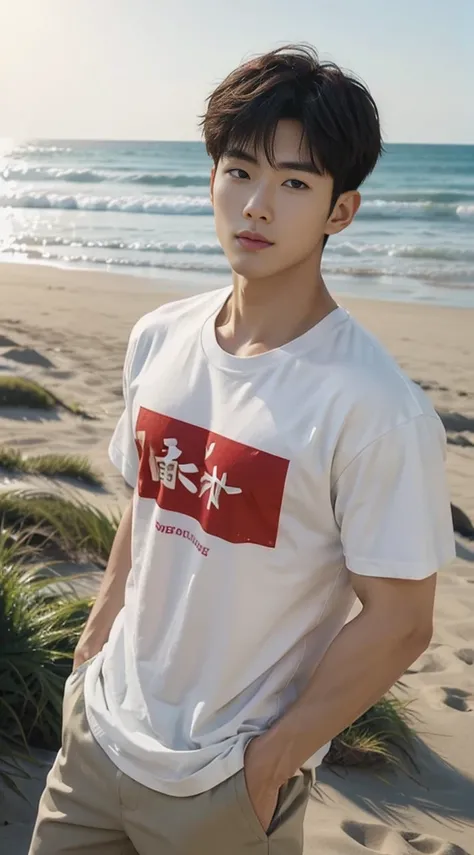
top-left (0, 140), bottom-right (473, 306)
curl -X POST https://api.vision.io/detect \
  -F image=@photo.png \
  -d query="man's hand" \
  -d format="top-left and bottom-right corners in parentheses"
top-left (73, 630), bottom-right (105, 672)
top-left (72, 643), bottom-right (94, 673)
top-left (244, 736), bottom-right (284, 833)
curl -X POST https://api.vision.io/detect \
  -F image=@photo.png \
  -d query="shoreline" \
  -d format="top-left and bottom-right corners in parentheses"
top-left (2, 256), bottom-right (474, 311)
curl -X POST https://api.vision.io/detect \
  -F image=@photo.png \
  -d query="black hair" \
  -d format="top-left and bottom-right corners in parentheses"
top-left (201, 44), bottom-right (383, 243)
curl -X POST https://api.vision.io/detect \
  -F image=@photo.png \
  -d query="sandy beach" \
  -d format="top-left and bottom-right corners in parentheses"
top-left (1, 261), bottom-right (473, 854)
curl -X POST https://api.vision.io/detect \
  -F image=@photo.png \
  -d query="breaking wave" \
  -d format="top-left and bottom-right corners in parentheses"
top-left (0, 191), bottom-right (213, 215)
top-left (1, 165), bottom-right (210, 187)
top-left (2, 190), bottom-right (473, 220)
top-left (11, 234), bottom-right (223, 255)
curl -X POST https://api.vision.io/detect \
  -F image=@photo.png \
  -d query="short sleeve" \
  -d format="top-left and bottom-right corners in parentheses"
top-left (333, 415), bottom-right (456, 579)
top-left (108, 327), bottom-right (140, 488)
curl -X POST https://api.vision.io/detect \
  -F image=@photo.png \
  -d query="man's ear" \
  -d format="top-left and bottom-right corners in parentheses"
top-left (325, 190), bottom-right (361, 237)
top-left (210, 166), bottom-right (216, 206)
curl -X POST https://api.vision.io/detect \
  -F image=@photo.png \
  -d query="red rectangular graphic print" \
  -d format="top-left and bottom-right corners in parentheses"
top-left (135, 407), bottom-right (289, 547)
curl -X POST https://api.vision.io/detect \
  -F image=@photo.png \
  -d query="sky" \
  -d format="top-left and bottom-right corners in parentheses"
top-left (0, 0), bottom-right (472, 145)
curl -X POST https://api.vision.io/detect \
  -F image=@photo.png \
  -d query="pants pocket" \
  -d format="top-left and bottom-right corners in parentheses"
top-left (233, 768), bottom-right (269, 843)
top-left (62, 657), bottom-right (95, 740)
top-left (233, 767), bottom-right (313, 849)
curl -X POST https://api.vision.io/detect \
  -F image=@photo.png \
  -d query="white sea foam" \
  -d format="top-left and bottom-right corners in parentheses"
top-left (0, 191), bottom-right (213, 215)
top-left (2, 248), bottom-right (230, 276)
top-left (456, 205), bottom-right (474, 219)
top-left (359, 199), bottom-right (462, 219)
top-left (15, 234), bottom-right (473, 264)
top-left (1, 166), bottom-right (210, 187)
top-left (327, 242), bottom-right (474, 262)
top-left (3, 244), bottom-right (472, 288)
top-left (2, 190), bottom-right (469, 220)
top-left (12, 234), bottom-right (223, 255)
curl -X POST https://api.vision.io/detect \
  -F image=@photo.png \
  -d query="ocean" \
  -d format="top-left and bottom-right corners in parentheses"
top-left (0, 140), bottom-right (473, 307)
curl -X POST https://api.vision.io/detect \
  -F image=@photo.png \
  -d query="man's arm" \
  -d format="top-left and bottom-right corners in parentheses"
top-left (73, 497), bottom-right (133, 670)
top-left (246, 414), bottom-right (452, 830)
top-left (245, 572), bottom-right (436, 827)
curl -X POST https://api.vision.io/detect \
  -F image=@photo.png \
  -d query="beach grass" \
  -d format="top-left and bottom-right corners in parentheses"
top-left (0, 376), bottom-right (94, 419)
top-left (0, 528), bottom-right (93, 796)
top-left (0, 489), bottom-right (120, 567)
top-left (0, 447), bottom-right (104, 487)
top-left (324, 694), bottom-right (418, 773)
top-left (0, 376), bottom-right (56, 409)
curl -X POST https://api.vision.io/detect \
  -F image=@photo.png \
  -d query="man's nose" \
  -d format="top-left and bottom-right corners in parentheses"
top-left (242, 185), bottom-right (273, 222)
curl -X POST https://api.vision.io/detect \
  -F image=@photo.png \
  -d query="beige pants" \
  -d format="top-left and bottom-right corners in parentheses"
top-left (29, 665), bottom-right (313, 854)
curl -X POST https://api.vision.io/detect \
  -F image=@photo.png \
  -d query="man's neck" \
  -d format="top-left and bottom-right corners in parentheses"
top-left (215, 260), bottom-right (338, 358)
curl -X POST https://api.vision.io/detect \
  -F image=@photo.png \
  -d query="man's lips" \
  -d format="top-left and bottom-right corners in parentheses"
top-left (236, 231), bottom-right (274, 251)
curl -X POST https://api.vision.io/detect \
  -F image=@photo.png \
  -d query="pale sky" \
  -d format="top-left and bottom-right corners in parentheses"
top-left (0, 0), bottom-right (472, 144)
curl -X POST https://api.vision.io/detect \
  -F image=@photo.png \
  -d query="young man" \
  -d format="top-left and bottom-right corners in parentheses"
top-left (29, 45), bottom-right (455, 855)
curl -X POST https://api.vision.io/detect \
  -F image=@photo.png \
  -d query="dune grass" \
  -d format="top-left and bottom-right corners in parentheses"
top-left (0, 529), bottom-right (93, 796)
top-left (0, 489), bottom-right (120, 567)
top-left (0, 447), bottom-right (104, 487)
top-left (0, 376), bottom-right (56, 409)
top-left (0, 376), bottom-right (94, 419)
top-left (324, 694), bottom-right (418, 773)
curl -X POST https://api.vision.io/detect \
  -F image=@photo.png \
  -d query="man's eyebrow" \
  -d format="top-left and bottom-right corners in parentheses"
top-left (223, 148), bottom-right (322, 175)
top-left (278, 160), bottom-right (323, 175)
top-left (223, 148), bottom-right (259, 165)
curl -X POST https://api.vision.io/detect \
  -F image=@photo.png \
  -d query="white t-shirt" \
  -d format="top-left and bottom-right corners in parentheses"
top-left (84, 286), bottom-right (455, 797)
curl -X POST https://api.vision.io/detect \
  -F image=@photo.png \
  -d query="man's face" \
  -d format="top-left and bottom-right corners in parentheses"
top-left (210, 119), bottom-right (354, 280)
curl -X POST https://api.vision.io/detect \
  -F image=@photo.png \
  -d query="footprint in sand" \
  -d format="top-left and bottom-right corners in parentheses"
top-left (448, 434), bottom-right (474, 449)
top-left (455, 648), bottom-right (474, 666)
top-left (439, 411), bottom-right (474, 433)
top-left (342, 820), bottom-right (469, 853)
top-left (424, 686), bottom-right (473, 713)
top-left (441, 687), bottom-right (473, 712)
top-left (0, 334), bottom-right (18, 347)
top-left (408, 645), bottom-right (474, 675)
top-left (406, 648), bottom-right (445, 674)
top-left (3, 347), bottom-right (54, 369)
top-left (451, 504), bottom-right (474, 540)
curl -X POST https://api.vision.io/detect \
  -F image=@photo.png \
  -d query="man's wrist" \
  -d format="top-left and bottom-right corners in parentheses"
top-left (253, 724), bottom-right (301, 788)
top-left (76, 625), bottom-right (107, 658)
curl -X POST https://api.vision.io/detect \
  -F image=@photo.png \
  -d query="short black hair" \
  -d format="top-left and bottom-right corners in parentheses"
top-left (201, 44), bottom-right (383, 213)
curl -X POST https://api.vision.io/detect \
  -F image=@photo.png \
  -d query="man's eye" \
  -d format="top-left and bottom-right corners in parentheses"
top-left (284, 178), bottom-right (309, 190)
top-left (227, 168), bottom-right (249, 179)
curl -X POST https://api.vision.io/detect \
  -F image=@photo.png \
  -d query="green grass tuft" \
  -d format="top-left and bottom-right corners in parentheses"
top-left (0, 376), bottom-right (56, 409)
top-left (0, 489), bottom-right (120, 567)
top-left (0, 376), bottom-right (95, 419)
top-left (0, 529), bottom-right (93, 793)
top-left (0, 447), bottom-right (104, 487)
top-left (324, 694), bottom-right (419, 773)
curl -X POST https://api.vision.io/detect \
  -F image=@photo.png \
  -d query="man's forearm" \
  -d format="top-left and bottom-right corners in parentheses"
top-left (258, 607), bottom-right (430, 786)
top-left (74, 497), bottom-right (133, 666)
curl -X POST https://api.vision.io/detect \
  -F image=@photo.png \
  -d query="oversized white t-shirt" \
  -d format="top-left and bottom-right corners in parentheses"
top-left (84, 286), bottom-right (455, 797)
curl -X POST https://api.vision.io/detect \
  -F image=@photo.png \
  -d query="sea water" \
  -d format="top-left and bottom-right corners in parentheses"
top-left (0, 140), bottom-right (473, 307)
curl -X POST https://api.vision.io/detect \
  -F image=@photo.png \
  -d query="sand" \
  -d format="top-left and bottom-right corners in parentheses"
top-left (0, 261), bottom-right (473, 854)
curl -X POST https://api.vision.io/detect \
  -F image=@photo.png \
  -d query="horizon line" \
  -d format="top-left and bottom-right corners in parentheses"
top-left (1, 137), bottom-right (473, 147)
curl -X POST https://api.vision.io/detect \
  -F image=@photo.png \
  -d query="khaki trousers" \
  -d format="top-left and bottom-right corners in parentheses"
top-left (28, 665), bottom-right (313, 854)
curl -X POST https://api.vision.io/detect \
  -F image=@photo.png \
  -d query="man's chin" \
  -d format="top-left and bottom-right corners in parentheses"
top-left (228, 254), bottom-right (279, 280)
